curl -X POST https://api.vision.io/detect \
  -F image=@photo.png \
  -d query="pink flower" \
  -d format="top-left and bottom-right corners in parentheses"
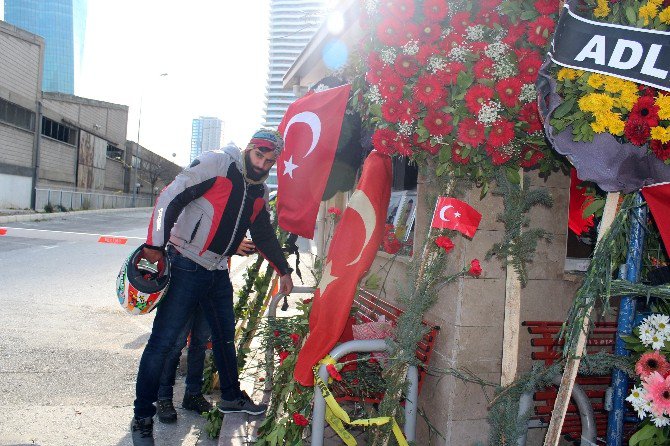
top-left (636, 351), bottom-right (670, 378)
top-left (469, 259), bottom-right (483, 277)
top-left (643, 371), bottom-right (670, 416)
top-left (293, 413), bottom-right (309, 426)
top-left (328, 206), bottom-right (342, 217)
top-left (326, 364), bottom-right (343, 381)
top-left (435, 236), bottom-right (455, 253)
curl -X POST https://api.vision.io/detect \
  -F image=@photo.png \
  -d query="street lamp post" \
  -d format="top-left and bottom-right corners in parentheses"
top-left (131, 73), bottom-right (168, 208)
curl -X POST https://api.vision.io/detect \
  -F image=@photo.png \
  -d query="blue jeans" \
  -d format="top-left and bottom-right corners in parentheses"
top-left (157, 304), bottom-right (211, 400)
top-left (134, 249), bottom-right (241, 419)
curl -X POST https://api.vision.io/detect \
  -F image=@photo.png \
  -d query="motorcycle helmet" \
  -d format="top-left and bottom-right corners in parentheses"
top-left (116, 244), bottom-right (170, 315)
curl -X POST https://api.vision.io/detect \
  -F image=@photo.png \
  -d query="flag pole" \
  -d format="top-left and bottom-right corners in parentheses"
top-left (417, 199), bottom-right (440, 281)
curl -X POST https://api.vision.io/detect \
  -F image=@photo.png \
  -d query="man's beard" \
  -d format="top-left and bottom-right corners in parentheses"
top-left (244, 151), bottom-right (270, 181)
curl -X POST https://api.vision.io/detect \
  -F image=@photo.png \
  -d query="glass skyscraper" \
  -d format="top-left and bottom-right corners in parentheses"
top-left (190, 117), bottom-right (224, 164)
top-left (4, 0), bottom-right (87, 94)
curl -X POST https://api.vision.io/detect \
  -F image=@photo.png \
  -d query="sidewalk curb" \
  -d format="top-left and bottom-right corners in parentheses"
top-left (0, 207), bottom-right (151, 224)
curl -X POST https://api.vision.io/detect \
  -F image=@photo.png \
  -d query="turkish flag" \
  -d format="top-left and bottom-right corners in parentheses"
top-left (431, 197), bottom-right (482, 238)
top-left (293, 151), bottom-right (392, 386)
top-left (642, 182), bottom-right (670, 255)
top-left (277, 84), bottom-right (352, 239)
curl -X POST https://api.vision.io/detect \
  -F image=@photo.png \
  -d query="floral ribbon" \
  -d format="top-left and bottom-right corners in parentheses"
top-left (313, 355), bottom-right (408, 446)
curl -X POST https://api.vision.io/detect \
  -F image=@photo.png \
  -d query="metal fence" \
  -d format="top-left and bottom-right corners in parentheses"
top-left (35, 188), bottom-right (153, 211)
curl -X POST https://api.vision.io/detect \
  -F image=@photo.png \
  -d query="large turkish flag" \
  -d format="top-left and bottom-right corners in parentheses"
top-left (277, 84), bottom-right (351, 239)
top-left (293, 151), bottom-right (392, 386)
top-left (642, 182), bottom-right (670, 255)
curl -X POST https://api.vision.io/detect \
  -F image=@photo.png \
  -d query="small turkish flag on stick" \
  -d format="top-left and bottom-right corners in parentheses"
top-left (642, 182), bottom-right (670, 255)
top-left (431, 197), bottom-right (482, 238)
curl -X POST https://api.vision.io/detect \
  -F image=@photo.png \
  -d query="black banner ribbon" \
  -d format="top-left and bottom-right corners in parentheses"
top-left (550, 2), bottom-right (670, 92)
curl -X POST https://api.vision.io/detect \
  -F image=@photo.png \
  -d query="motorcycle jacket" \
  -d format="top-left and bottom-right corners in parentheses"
top-left (146, 144), bottom-right (291, 275)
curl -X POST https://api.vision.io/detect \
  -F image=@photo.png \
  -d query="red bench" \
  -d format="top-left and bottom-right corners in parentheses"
top-left (524, 321), bottom-right (637, 443)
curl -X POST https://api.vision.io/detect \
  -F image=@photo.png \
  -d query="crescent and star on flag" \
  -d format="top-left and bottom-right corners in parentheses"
top-left (281, 111), bottom-right (322, 179)
top-left (439, 205), bottom-right (460, 222)
top-left (316, 190), bottom-right (377, 295)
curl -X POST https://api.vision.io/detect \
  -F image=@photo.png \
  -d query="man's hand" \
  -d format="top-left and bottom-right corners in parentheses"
top-left (141, 246), bottom-right (164, 264)
top-left (236, 238), bottom-right (256, 256)
top-left (278, 273), bottom-right (294, 295)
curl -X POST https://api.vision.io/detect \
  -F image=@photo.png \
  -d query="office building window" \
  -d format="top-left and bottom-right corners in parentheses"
top-left (0, 97), bottom-right (36, 131)
top-left (41, 117), bottom-right (77, 145)
top-left (107, 144), bottom-right (124, 161)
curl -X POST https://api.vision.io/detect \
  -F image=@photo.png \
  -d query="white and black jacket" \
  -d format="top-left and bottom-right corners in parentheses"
top-left (146, 144), bottom-right (291, 275)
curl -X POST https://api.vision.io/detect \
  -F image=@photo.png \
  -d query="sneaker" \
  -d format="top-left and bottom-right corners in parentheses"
top-left (216, 391), bottom-right (268, 415)
top-left (156, 399), bottom-right (177, 424)
top-left (182, 393), bottom-right (213, 414)
top-left (130, 416), bottom-right (154, 446)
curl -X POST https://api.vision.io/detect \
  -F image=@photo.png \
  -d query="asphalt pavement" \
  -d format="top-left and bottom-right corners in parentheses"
top-left (0, 208), bottom-right (314, 446)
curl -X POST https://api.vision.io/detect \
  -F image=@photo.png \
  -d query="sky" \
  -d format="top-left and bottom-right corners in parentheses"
top-left (1, 1), bottom-right (273, 167)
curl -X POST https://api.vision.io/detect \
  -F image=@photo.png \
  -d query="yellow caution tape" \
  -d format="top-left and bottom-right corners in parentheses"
top-left (313, 356), bottom-right (409, 446)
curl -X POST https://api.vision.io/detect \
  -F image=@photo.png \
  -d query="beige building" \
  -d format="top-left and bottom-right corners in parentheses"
top-left (0, 20), bottom-right (180, 211)
top-left (282, 1), bottom-right (582, 444)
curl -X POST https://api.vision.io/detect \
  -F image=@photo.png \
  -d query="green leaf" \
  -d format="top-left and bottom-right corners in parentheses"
top-left (625, 5), bottom-right (637, 25)
top-left (506, 167), bottom-right (521, 185)
top-left (630, 424), bottom-right (659, 445)
top-left (582, 198), bottom-right (605, 219)
top-left (552, 97), bottom-right (576, 119)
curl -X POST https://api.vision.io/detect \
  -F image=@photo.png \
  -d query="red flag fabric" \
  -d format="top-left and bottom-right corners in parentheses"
top-left (277, 84), bottom-right (351, 239)
top-left (568, 168), bottom-right (595, 236)
top-left (294, 151), bottom-right (392, 386)
top-left (642, 182), bottom-right (670, 255)
top-left (430, 197), bottom-right (482, 238)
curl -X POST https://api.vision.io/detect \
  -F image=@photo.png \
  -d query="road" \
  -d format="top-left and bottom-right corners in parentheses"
top-left (0, 209), bottom-right (271, 446)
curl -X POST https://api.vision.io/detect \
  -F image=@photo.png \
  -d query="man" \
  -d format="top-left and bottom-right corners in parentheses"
top-left (130, 129), bottom-right (294, 445)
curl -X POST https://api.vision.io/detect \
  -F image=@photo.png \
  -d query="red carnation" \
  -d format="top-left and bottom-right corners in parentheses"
top-left (519, 102), bottom-right (543, 133)
top-left (473, 58), bottom-right (495, 80)
top-left (527, 15), bottom-right (555, 47)
top-left (416, 44), bottom-right (439, 64)
top-left (519, 146), bottom-right (545, 168)
top-left (630, 96), bottom-right (660, 126)
top-left (401, 22), bottom-right (420, 45)
top-left (379, 73), bottom-right (405, 100)
top-left (534, 0), bottom-right (558, 14)
top-left (451, 11), bottom-right (472, 35)
top-left (413, 134), bottom-right (440, 155)
top-left (424, 0), bottom-right (449, 22)
top-left (465, 84), bottom-right (495, 114)
top-left (398, 100), bottom-right (419, 123)
top-left (382, 99), bottom-right (406, 123)
top-left (302, 298), bottom-right (312, 304)
top-left (469, 259), bottom-right (483, 277)
top-left (279, 350), bottom-right (290, 365)
top-left (326, 364), bottom-right (343, 381)
top-left (424, 110), bottom-right (454, 136)
top-left (458, 119), bottom-right (486, 147)
top-left (651, 140), bottom-right (670, 161)
top-left (495, 78), bottom-right (523, 108)
top-left (439, 33), bottom-right (465, 53)
top-left (289, 333), bottom-right (300, 345)
top-left (372, 128), bottom-right (400, 155)
top-left (377, 16), bottom-right (404, 46)
top-left (328, 206), bottom-right (342, 217)
top-left (383, 236), bottom-right (402, 254)
top-left (435, 236), bottom-right (455, 252)
top-left (503, 22), bottom-right (527, 45)
top-left (451, 144), bottom-right (471, 164)
top-left (293, 413), bottom-right (309, 426)
top-left (273, 330), bottom-right (280, 337)
top-left (624, 117), bottom-right (651, 146)
top-left (394, 54), bottom-right (419, 79)
top-left (518, 53), bottom-right (543, 83)
top-left (385, 0), bottom-right (415, 20)
top-left (414, 74), bottom-right (444, 105)
top-left (395, 135), bottom-right (413, 156)
top-left (485, 144), bottom-right (513, 165)
top-left (488, 119), bottom-right (515, 148)
top-left (418, 22), bottom-right (441, 44)
top-left (437, 62), bottom-right (466, 84)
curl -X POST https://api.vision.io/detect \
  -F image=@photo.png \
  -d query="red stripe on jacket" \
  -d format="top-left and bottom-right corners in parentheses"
top-left (200, 177), bottom-right (233, 255)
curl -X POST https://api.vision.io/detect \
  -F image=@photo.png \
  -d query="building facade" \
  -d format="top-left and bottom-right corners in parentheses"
top-left (190, 116), bottom-right (223, 164)
top-left (4, 0), bottom-right (87, 94)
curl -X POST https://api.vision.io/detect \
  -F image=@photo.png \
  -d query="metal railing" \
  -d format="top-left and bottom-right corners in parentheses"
top-left (35, 187), bottom-right (153, 211)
